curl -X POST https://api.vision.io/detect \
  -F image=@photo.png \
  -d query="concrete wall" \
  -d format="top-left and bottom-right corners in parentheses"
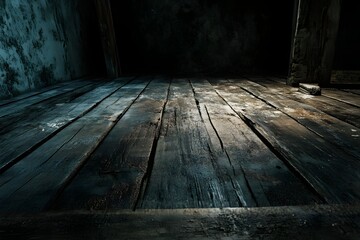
top-left (0, 0), bottom-right (104, 99)
top-left (111, 0), bottom-right (294, 75)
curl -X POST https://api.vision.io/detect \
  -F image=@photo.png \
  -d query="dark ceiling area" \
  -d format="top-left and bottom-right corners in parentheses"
top-left (110, 0), bottom-right (294, 75)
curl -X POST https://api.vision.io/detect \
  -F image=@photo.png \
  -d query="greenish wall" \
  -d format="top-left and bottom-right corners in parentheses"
top-left (0, 0), bottom-right (104, 99)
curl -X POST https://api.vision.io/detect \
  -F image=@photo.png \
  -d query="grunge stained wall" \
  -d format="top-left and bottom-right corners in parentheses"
top-left (0, 0), bottom-right (104, 99)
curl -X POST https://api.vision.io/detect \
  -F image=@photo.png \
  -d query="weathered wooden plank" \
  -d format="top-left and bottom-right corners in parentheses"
top-left (210, 80), bottom-right (360, 204)
top-left (341, 89), bottom-right (360, 95)
top-left (321, 89), bottom-right (360, 108)
top-left (189, 79), bottom-right (321, 206)
top-left (0, 78), bottom-right (133, 173)
top-left (0, 78), bottom-right (87, 106)
top-left (50, 78), bottom-right (171, 211)
top-left (0, 80), bottom-right (94, 118)
top-left (140, 80), bottom-right (255, 209)
top-left (0, 77), bottom-right (151, 213)
top-left (299, 83), bottom-right (321, 95)
top-left (252, 79), bottom-right (360, 129)
top-left (0, 80), bottom-right (103, 135)
top-left (0, 205), bottom-right (359, 240)
top-left (237, 79), bottom-right (360, 160)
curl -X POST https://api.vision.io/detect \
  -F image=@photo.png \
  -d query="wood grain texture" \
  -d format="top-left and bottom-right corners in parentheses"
top-left (253, 78), bottom-right (360, 129)
top-left (237, 79), bottom-right (360, 160)
top-left (322, 89), bottom-right (360, 108)
top-left (0, 80), bottom-right (102, 135)
top-left (0, 76), bottom-right (359, 218)
top-left (190, 79), bottom-right (320, 206)
top-left (0, 80), bottom-right (93, 118)
top-left (0, 78), bottom-right (133, 173)
top-left (0, 78), bottom-right (87, 106)
top-left (51, 77), bottom-right (171, 211)
top-left (141, 80), bottom-right (242, 208)
top-left (0, 77), bottom-right (151, 213)
top-left (210, 79), bottom-right (360, 204)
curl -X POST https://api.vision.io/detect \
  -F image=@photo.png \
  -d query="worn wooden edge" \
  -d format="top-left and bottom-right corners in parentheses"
top-left (245, 77), bottom-right (360, 128)
top-left (0, 205), bottom-right (359, 239)
top-left (0, 78), bottom-right (136, 174)
top-left (236, 79), bottom-right (360, 160)
top-left (0, 81), bottom-right (93, 118)
top-left (0, 77), bottom-right (99, 106)
top-left (0, 78), bottom-right (153, 213)
top-left (321, 89), bottom-right (360, 108)
top-left (299, 83), bottom-right (321, 95)
top-left (340, 89), bottom-right (360, 95)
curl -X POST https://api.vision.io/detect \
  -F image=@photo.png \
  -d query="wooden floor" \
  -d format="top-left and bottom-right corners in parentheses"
top-left (0, 76), bottom-right (359, 239)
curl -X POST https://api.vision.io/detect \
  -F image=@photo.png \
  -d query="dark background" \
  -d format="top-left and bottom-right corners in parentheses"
top-left (333, 1), bottom-right (360, 70)
top-left (110, 0), bottom-right (294, 75)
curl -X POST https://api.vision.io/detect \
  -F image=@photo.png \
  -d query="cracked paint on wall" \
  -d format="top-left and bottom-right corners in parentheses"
top-left (0, 0), bottom-right (100, 99)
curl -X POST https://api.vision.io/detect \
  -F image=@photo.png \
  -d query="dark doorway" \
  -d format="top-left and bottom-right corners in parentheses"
top-left (110, 0), bottom-right (294, 76)
top-left (333, 1), bottom-right (360, 71)
top-left (332, 1), bottom-right (360, 84)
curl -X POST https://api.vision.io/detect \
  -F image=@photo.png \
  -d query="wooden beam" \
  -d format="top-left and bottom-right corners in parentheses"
top-left (288, 0), bottom-right (341, 87)
top-left (0, 205), bottom-right (359, 239)
top-left (94, 0), bottom-right (121, 77)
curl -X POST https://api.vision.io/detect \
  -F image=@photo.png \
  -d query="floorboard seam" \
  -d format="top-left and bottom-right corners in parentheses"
top-left (0, 79), bottom-right (87, 107)
top-left (321, 93), bottom-right (360, 108)
top-left (204, 101), bottom-right (258, 206)
top-left (133, 78), bottom-right (172, 210)
top-left (44, 77), bottom-right (152, 211)
top-left (190, 80), bottom-right (258, 207)
top-left (0, 82), bottom-right (100, 136)
top-left (203, 105), bottom-right (224, 151)
top-left (240, 84), bottom-right (327, 138)
top-left (0, 81), bottom-right (92, 119)
top-left (211, 85), bottom-right (327, 204)
top-left (0, 78), bottom-right (136, 174)
top-left (248, 78), bottom-right (360, 129)
top-left (339, 89), bottom-right (360, 96)
top-left (240, 82), bottom-right (360, 160)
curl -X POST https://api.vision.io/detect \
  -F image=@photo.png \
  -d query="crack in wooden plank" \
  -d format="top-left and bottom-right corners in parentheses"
top-left (10, 125), bottom-right (85, 198)
top-left (203, 104), bottom-right (258, 206)
top-left (0, 81), bottom-right (102, 135)
top-left (0, 78), bottom-right (89, 107)
top-left (257, 79), bottom-right (360, 129)
top-left (240, 84), bottom-right (327, 139)
top-left (0, 81), bottom-right (92, 118)
top-left (203, 101), bottom-right (259, 207)
top-left (0, 78), bottom-right (136, 174)
top-left (241, 79), bottom-right (360, 159)
top-left (203, 105), bottom-right (225, 151)
top-left (132, 78), bottom-right (172, 211)
top-left (321, 88), bottom-right (360, 108)
top-left (210, 84), bottom-right (327, 204)
top-left (44, 78), bottom-right (154, 211)
top-left (189, 79), bottom-right (259, 207)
